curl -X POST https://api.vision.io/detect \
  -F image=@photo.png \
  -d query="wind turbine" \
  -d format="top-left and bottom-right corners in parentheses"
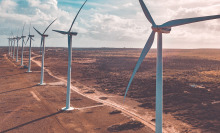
top-left (26, 23), bottom-right (34, 73)
top-left (53, 0), bottom-right (88, 111)
top-left (23, 35), bottom-right (29, 56)
top-left (15, 31), bottom-right (21, 62)
top-left (7, 32), bottom-right (13, 56)
top-left (12, 36), bottom-right (16, 59)
top-left (10, 32), bottom-right (14, 57)
top-left (33, 18), bottom-right (57, 85)
top-left (21, 35), bottom-right (30, 67)
top-left (20, 24), bottom-right (26, 66)
top-left (124, 0), bottom-right (220, 133)
top-left (10, 38), bottom-right (13, 57)
top-left (7, 37), bottom-right (11, 56)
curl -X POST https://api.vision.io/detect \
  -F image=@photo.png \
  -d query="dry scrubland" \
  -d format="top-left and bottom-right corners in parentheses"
top-left (0, 47), bottom-right (220, 132)
top-left (0, 47), bottom-right (153, 133)
top-left (40, 48), bottom-right (220, 132)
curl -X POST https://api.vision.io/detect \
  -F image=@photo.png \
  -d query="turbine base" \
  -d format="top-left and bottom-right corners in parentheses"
top-left (38, 83), bottom-right (46, 86)
top-left (62, 107), bottom-right (74, 111)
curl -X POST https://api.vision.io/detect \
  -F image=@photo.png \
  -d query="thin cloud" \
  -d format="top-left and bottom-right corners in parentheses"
top-left (0, 0), bottom-right (219, 48)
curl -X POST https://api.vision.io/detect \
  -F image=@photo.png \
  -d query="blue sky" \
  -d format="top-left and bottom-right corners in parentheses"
top-left (0, 0), bottom-right (220, 48)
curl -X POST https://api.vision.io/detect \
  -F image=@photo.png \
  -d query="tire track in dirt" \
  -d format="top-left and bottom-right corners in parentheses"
top-left (30, 91), bottom-right (41, 101)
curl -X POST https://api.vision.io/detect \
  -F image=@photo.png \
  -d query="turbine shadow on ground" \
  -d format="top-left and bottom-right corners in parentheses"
top-left (0, 110), bottom-right (64, 133)
top-left (0, 85), bottom-right (37, 95)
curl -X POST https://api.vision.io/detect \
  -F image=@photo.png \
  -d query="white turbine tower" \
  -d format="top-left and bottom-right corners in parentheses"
top-left (26, 24), bottom-right (34, 73)
top-left (16, 33), bottom-right (21, 62)
top-left (12, 36), bottom-right (16, 59)
top-left (124, 0), bottom-right (220, 133)
top-left (20, 24), bottom-right (26, 66)
top-left (22, 35), bottom-right (30, 67)
top-left (10, 37), bottom-right (13, 57)
top-left (9, 32), bottom-right (13, 57)
top-left (53, 0), bottom-right (88, 111)
top-left (33, 19), bottom-right (57, 85)
top-left (23, 35), bottom-right (29, 57)
top-left (7, 37), bottom-right (11, 56)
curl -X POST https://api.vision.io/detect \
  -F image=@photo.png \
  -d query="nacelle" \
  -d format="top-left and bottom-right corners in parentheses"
top-left (43, 34), bottom-right (49, 37)
top-left (29, 35), bottom-right (34, 37)
top-left (152, 26), bottom-right (171, 33)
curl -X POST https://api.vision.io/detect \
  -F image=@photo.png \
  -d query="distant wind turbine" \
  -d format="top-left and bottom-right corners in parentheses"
top-left (20, 23), bottom-right (26, 66)
top-left (23, 35), bottom-right (29, 55)
top-left (7, 32), bottom-right (13, 56)
top-left (124, 0), bottom-right (220, 133)
top-left (12, 36), bottom-right (16, 59)
top-left (21, 34), bottom-right (30, 67)
top-left (33, 18), bottom-right (57, 85)
top-left (7, 37), bottom-right (11, 56)
top-left (15, 30), bottom-right (21, 62)
top-left (26, 23), bottom-right (34, 73)
top-left (9, 32), bottom-right (13, 57)
top-left (53, 0), bottom-right (88, 111)
top-left (10, 38), bottom-right (13, 57)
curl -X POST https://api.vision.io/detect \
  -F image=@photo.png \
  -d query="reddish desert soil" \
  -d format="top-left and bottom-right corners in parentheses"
top-left (0, 47), bottom-right (154, 133)
top-left (32, 47), bottom-right (220, 133)
top-left (1, 47), bottom-right (220, 133)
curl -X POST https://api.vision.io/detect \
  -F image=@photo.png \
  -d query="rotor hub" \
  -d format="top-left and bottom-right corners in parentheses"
top-left (43, 34), bottom-right (48, 37)
top-left (68, 32), bottom-right (78, 36)
top-left (152, 26), bottom-right (171, 34)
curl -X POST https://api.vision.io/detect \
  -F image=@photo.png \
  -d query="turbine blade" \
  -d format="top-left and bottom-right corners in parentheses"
top-left (41, 37), bottom-right (43, 48)
top-left (53, 30), bottom-right (69, 35)
top-left (22, 23), bottom-right (25, 36)
top-left (29, 23), bottom-right (31, 35)
top-left (161, 15), bottom-right (220, 28)
top-left (41, 37), bottom-right (43, 47)
top-left (17, 29), bottom-right (19, 36)
top-left (43, 18), bottom-right (57, 34)
top-left (40, 37), bottom-right (43, 53)
top-left (25, 37), bottom-right (30, 45)
top-left (69, 32), bottom-right (78, 35)
top-left (139, 0), bottom-right (156, 26)
top-left (33, 27), bottom-right (43, 36)
top-left (31, 38), bottom-right (34, 41)
top-left (68, 0), bottom-right (88, 32)
top-left (124, 31), bottom-right (155, 100)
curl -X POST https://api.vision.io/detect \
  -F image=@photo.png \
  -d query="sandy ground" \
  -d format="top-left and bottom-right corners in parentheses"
top-left (0, 48), bottom-right (154, 133)
top-left (34, 47), bottom-right (220, 133)
top-left (1, 47), bottom-right (220, 133)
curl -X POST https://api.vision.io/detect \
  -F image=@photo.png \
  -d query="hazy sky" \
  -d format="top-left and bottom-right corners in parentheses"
top-left (0, 0), bottom-right (220, 48)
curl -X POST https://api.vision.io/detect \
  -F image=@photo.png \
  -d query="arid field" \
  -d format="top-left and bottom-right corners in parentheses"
top-left (0, 47), bottom-right (220, 133)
